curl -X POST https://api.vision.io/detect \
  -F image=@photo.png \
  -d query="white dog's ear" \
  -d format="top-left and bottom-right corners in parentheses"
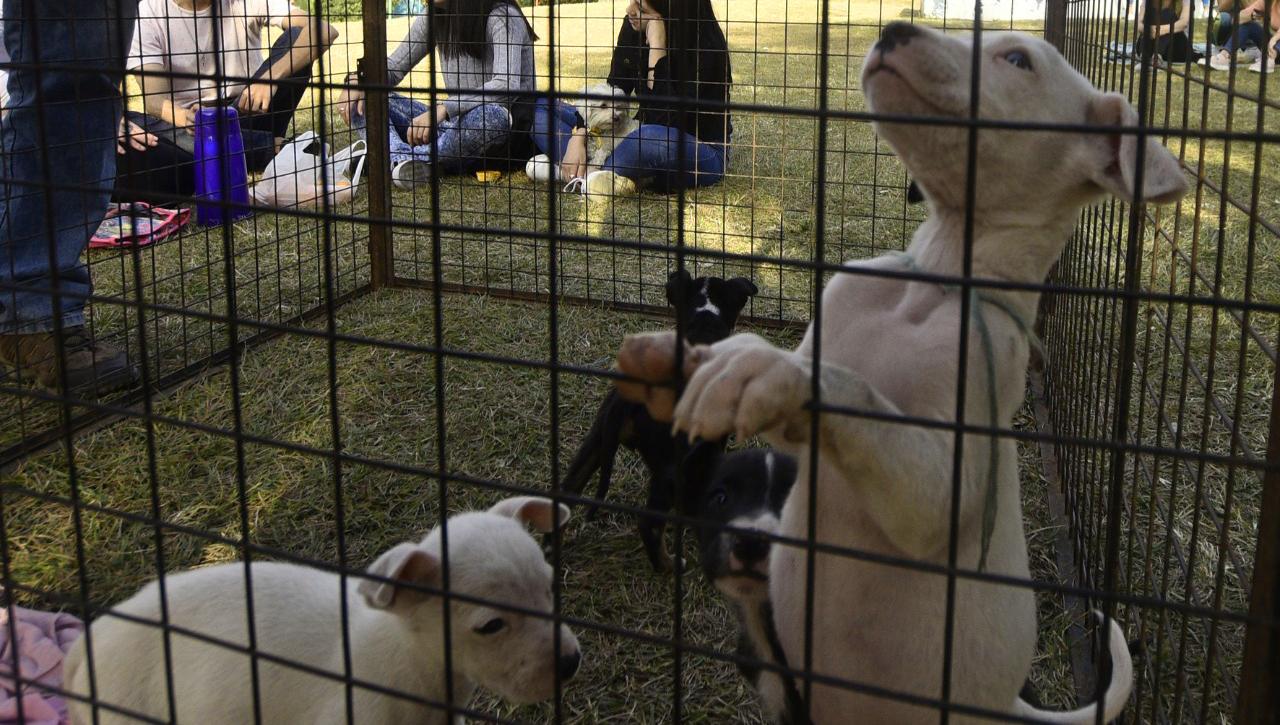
top-left (1085, 92), bottom-right (1187, 205)
top-left (488, 496), bottom-right (572, 533)
top-left (358, 542), bottom-right (440, 610)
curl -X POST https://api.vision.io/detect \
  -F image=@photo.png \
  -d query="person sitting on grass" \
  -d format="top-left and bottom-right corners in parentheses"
top-left (337, 0), bottom-right (538, 190)
top-left (528, 0), bottom-right (733, 199)
top-left (1258, 20), bottom-right (1280, 69)
top-left (116, 0), bottom-right (337, 203)
top-left (1135, 0), bottom-right (1196, 64)
top-left (1202, 0), bottom-right (1278, 69)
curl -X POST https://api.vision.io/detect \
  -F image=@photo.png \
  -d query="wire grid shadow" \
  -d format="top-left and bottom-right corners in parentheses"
top-left (0, 0), bottom-right (1277, 722)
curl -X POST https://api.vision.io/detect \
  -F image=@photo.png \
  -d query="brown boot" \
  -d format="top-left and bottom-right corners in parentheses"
top-left (0, 326), bottom-right (139, 396)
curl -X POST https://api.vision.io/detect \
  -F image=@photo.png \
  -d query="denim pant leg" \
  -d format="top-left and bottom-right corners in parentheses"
top-left (530, 97), bottom-right (583, 164)
top-left (0, 0), bottom-right (138, 334)
top-left (398, 103), bottom-right (512, 172)
top-left (1216, 13), bottom-right (1234, 47)
top-left (601, 124), bottom-right (726, 190)
top-left (351, 92), bottom-right (429, 164)
top-left (1225, 20), bottom-right (1266, 51)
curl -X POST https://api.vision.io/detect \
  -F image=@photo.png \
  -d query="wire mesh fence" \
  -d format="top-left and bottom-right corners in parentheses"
top-left (0, 0), bottom-right (1276, 722)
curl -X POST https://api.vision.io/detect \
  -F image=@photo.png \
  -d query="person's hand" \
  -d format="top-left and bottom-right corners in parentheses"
top-left (407, 108), bottom-right (437, 146)
top-left (561, 132), bottom-right (589, 181)
top-left (167, 103), bottom-right (194, 134)
top-left (338, 83), bottom-right (365, 125)
top-left (236, 80), bottom-right (275, 115)
top-left (116, 117), bottom-right (158, 155)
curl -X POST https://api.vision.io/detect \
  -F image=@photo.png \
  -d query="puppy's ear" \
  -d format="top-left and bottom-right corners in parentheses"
top-left (665, 269), bottom-right (694, 307)
top-left (727, 277), bottom-right (759, 298)
top-left (489, 496), bottom-right (572, 533)
top-left (681, 440), bottom-right (723, 512)
top-left (1085, 92), bottom-right (1187, 205)
top-left (683, 440), bottom-right (723, 480)
top-left (359, 543), bottom-right (440, 610)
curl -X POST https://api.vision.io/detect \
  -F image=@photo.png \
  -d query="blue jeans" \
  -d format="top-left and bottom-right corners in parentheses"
top-left (531, 98), bottom-right (727, 190)
top-left (354, 93), bottom-right (511, 173)
top-left (1223, 18), bottom-right (1266, 51)
top-left (0, 0), bottom-right (138, 334)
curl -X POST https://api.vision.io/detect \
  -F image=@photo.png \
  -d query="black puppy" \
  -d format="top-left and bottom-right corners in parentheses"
top-left (561, 269), bottom-right (758, 571)
top-left (685, 445), bottom-right (806, 725)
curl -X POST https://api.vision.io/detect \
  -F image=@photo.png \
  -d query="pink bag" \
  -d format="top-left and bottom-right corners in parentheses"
top-left (89, 202), bottom-right (191, 250)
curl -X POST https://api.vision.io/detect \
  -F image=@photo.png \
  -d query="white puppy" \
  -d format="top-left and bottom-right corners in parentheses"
top-left (64, 496), bottom-right (582, 725)
top-left (525, 83), bottom-right (638, 187)
top-left (578, 83), bottom-right (639, 168)
top-left (616, 23), bottom-right (1186, 724)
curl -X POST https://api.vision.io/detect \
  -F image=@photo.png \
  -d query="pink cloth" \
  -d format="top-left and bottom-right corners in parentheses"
top-left (0, 606), bottom-right (83, 725)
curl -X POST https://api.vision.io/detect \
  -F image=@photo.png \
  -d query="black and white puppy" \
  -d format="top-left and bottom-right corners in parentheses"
top-left (561, 269), bottom-right (758, 570)
top-left (685, 445), bottom-right (806, 725)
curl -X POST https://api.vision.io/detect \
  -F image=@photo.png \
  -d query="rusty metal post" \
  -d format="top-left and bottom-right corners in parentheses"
top-left (361, 0), bottom-right (394, 288)
top-left (1045, 0), bottom-right (1068, 51)
top-left (1236, 355), bottom-right (1280, 724)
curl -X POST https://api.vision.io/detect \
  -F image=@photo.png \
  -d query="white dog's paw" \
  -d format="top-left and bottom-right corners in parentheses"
top-left (672, 335), bottom-right (809, 443)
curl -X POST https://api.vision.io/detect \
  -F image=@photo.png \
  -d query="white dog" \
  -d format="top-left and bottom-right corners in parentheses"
top-left (525, 82), bottom-right (638, 189)
top-left (615, 23), bottom-right (1186, 724)
top-left (64, 496), bottom-right (582, 725)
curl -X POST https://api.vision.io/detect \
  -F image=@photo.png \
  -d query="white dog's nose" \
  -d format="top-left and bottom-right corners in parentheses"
top-left (876, 21), bottom-right (920, 53)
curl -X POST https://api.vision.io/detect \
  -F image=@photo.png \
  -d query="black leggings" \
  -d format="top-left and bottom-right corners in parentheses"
top-left (1137, 8), bottom-right (1196, 62)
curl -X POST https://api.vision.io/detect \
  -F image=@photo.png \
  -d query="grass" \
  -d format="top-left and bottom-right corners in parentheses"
top-left (2, 0), bottom-right (1276, 720)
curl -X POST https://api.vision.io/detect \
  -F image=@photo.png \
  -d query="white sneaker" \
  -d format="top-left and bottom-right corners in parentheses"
top-left (1240, 46), bottom-right (1262, 63)
top-left (1209, 50), bottom-right (1234, 70)
top-left (524, 154), bottom-right (562, 183)
top-left (1248, 55), bottom-right (1269, 72)
top-left (391, 159), bottom-right (431, 189)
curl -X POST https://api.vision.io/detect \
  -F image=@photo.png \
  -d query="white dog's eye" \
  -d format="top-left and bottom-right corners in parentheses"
top-left (1003, 50), bottom-right (1033, 71)
top-left (474, 617), bottom-right (506, 635)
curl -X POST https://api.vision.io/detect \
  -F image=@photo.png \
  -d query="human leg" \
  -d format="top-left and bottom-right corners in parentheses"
top-left (351, 92), bottom-right (427, 158)
top-left (526, 97), bottom-right (582, 183)
top-left (0, 0), bottom-right (140, 392)
top-left (1160, 31), bottom-right (1194, 62)
top-left (112, 111), bottom-right (197, 202)
top-left (391, 103), bottom-right (512, 187)
top-left (238, 26), bottom-right (310, 171)
top-left (1215, 12), bottom-right (1234, 47)
top-left (1224, 19), bottom-right (1265, 51)
top-left (599, 124), bottom-right (727, 191)
top-left (529, 97), bottom-right (582, 164)
top-left (1209, 19), bottom-right (1261, 66)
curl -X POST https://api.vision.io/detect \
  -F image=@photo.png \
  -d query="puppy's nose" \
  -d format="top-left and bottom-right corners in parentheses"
top-left (877, 21), bottom-right (919, 53)
top-left (731, 535), bottom-right (770, 566)
top-left (558, 650), bottom-right (581, 680)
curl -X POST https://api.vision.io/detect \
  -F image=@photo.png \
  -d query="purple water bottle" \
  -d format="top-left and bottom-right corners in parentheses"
top-left (193, 106), bottom-right (252, 226)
